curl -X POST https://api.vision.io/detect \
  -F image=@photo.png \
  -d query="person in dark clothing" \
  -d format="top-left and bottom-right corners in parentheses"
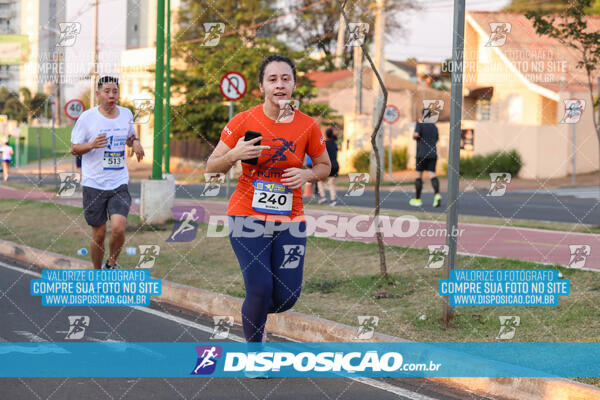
top-left (411, 110), bottom-right (441, 207)
top-left (317, 128), bottom-right (339, 206)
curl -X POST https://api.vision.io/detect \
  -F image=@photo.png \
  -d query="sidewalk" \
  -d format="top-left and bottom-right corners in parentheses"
top-left (12, 158), bottom-right (600, 192)
top-left (2, 185), bottom-right (599, 270)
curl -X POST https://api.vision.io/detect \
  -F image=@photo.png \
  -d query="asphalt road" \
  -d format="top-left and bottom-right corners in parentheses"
top-left (10, 173), bottom-right (600, 225)
top-left (0, 256), bottom-right (500, 400)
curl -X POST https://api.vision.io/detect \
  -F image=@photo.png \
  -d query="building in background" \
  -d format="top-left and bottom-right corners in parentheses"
top-left (463, 11), bottom-right (599, 179)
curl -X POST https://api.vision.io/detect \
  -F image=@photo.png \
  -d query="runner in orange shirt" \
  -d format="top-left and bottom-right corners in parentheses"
top-left (206, 55), bottom-right (331, 344)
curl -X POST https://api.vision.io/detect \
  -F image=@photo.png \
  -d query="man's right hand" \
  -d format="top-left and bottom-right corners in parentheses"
top-left (413, 133), bottom-right (420, 140)
top-left (228, 136), bottom-right (270, 162)
top-left (91, 134), bottom-right (109, 149)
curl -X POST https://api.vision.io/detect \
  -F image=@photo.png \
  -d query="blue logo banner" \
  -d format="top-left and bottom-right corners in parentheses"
top-left (0, 342), bottom-right (598, 378)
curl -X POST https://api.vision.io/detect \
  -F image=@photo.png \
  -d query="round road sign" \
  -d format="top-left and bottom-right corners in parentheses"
top-left (220, 72), bottom-right (247, 101)
top-left (383, 104), bottom-right (400, 124)
top-left (65, 99), bottom-right (85, 120)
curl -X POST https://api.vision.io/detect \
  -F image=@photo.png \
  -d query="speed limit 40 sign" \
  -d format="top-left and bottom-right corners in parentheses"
top-left (65, 99), bottom-right (85, 120)
top-left (383, 105), bottom-right (400, 124)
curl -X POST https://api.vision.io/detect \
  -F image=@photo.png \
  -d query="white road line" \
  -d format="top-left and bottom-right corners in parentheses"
top-left (352, 378), bottom-right (439, 400)
top-left (1, 260), bottom-right (446, 399)
top-left (14, 330), bottom-right (48, 342)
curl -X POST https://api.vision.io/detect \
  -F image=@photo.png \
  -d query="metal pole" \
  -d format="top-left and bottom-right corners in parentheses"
top-left (572, 123), bottom-right (576, 185)
top-left (164, 0), bottom-right (171, 174)
top-left (37, 127), bottom-right (41, 182)
top-left (152, 0), bottom-right (165, 179)
top-left (227, 101), bottom-right (234, 198)
top-left (90, 0), bottom-right (98, 107)
top-left (335, 13), bottom-right (345, 69)
top-left (444, 0), bottom-right (466, 326)
top-left (369, 0), bottom-right (385, 180)
top-left (388, 124), bottom-right (392, 181)
top-left (354, 46), bottom-right (362, 114)
top-left (52, 96), bottom-right (56, 181)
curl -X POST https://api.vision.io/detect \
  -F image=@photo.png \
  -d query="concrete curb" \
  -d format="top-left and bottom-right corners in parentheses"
top-left (2, 238), bottom-right (600, 400)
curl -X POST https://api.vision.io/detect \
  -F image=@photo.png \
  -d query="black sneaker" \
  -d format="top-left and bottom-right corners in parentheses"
top-left (103, 261), bottom-right (119, 269)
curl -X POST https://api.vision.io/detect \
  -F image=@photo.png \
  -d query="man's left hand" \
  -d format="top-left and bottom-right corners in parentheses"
top-left (131, 139), bottom-right (145, 162)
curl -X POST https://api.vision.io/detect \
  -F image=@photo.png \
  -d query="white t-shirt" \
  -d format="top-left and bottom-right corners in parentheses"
top-left (70, 105), bottom-right (137, 190)
top-left (1, 145), bottom-right (13, 161)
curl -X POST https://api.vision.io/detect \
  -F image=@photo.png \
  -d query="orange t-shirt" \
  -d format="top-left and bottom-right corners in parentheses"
top-left (220, 104), bottom-right (326, 220)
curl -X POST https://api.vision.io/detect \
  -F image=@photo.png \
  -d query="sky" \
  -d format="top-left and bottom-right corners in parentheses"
top-left (61, 0), bottom-right (512, 99)
top-left (388, 0), bottom-right (512, 62)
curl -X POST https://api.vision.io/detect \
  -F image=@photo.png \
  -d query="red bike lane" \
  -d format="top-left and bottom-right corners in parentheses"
top-left (2, 186), bottom-right (598, 270)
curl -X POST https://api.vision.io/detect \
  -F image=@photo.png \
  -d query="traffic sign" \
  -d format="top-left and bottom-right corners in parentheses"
top-left (383, 104), bottom-right (400, 124)
top-left (65, 99), bottom-right (85, 120)
top-left (220, 72), bottom-right (247, 101)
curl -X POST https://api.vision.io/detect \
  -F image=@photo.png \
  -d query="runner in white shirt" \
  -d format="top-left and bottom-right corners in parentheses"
top-left (1, 141), bottom-right (14, 181)
top-left (70, 76), bottom-right (145, 269)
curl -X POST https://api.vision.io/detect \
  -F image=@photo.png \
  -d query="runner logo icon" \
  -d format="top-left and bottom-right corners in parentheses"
top-left (280, 245), bottom-right (305, 269)
top-left (65, 316), bottom-right (89, 340)
top-left (346, 173), bottom-right (369, 196)
top-left (191, 345), bottom-right (222, 375)
top-left (496, 316), bottom-right (520, 340)
top-left (568, 245), bottom-right (590, 269)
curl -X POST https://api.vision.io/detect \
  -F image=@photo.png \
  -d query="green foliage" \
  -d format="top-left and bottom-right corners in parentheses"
top-left (169, 0), bottom-right (340, 145)
top-left (443, 150), bottom-right (522, 178)
top-left (525, 0), bottom-right (600, 133)
top-left (352, 150), bottom-right (370, 172)
top-left (352, 147), bottom-right (408, 172)
top-left (505, 0), bottom-right (600, 14)
top-left (282, 0), bottom-right (417, 70)
top-left (0, 87), bottom-right (49, 122)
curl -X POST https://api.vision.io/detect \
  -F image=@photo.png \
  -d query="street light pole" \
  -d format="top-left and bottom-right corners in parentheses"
top-left (152, 0), bottom-right (165, 179)
top-left (444, 0), bottom-right (466, 326)
top-left (164, 0), bottom-right (171, 174)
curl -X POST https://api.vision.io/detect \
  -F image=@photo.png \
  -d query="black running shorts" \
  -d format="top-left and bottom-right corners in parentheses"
top-left (415, 157), bottom-right (437, 172)
top-left (82, 184), bottom-right (131, 227)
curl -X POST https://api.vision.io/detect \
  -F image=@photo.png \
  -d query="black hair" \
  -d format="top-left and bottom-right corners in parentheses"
top-left (325, 127), bottom-right (337, 141)
top-left (258, 55), bottom-right (296, 84)
top-left (97, 76), bottom-right (119, 89)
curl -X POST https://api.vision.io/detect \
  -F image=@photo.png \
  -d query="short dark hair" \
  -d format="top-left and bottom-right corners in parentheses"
top-left (258, 55), bottom-right (296, 84)
top-left (97, 76), bottom-right (119, 89)
top-left (325, 127), bottom-right (337, 141)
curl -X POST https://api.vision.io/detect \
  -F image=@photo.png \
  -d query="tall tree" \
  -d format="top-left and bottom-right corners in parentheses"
top-left (505, 0), bottom-right (600, 14)
top-left (170, 0), bottom-right (338, 145)
top-left (281, 0), bottom-right (417, 70)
